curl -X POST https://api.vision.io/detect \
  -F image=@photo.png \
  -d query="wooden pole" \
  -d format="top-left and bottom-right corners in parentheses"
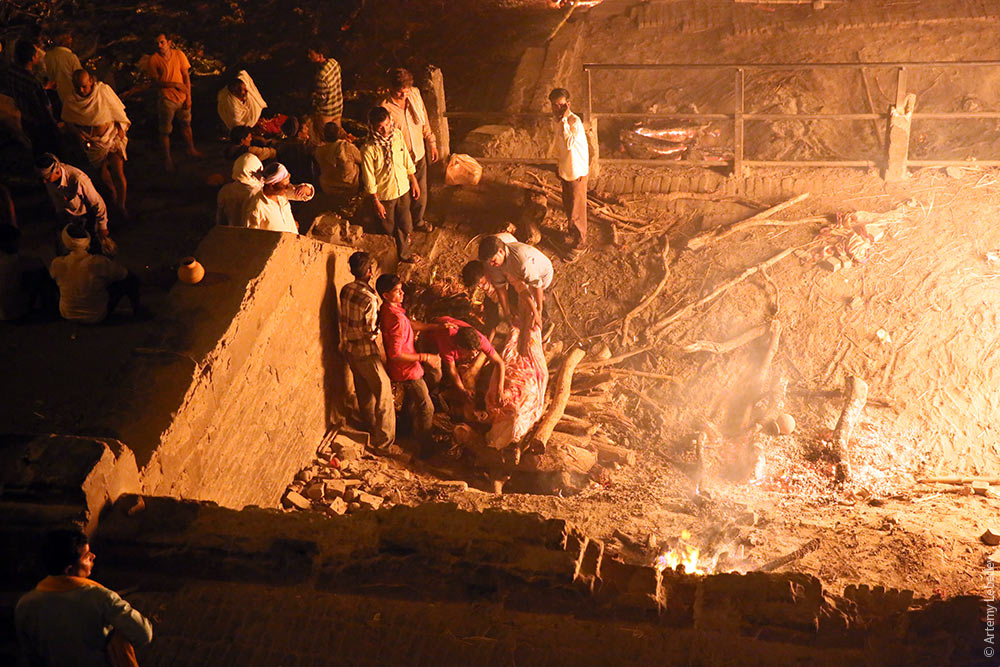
top-left (529, 347), bottom-right (586, 452)
top-left (686, 193), bottom-right (810, 251)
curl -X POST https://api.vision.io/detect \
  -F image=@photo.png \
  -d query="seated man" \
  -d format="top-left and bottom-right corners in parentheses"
top-left (276, 116), bottom-right (315, 183)
top-left (50, 224), bottom-right (143, 323)
top-left (216, 70), bottom-right (267, 132)
top-left (61, 69), bottom-right (130, 212)
top-left (243, 162), bottom-right (314, 234)
top-left (16, 529), bottom-right (153, 667)
top-left (375, 273), bottom-right (445, 440)
top-left (216, 152), bottom-right (263, 227)
top-left (424, 316), bottom-right (504, 417)
top-left (314, 121), bottom-right (361, 194)
top-left (225, 125), bottom-right (276, 162)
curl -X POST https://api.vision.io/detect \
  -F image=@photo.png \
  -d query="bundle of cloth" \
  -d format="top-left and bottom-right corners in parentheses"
top-left (60, 78), bottom-right (130, 166)
top-left (485, 299), bottom-right (549, 449)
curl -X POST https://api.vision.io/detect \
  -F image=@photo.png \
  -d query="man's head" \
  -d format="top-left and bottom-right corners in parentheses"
top-left (306, 42), bottom-right (327, 64)
top-left (50, 27), bottom-right (73, 48)
top-left (549, 87), bottom-right (571, 119)
top-left (62, 223), bottom-right (90, 252)
top-left (454, 326), bottom-right (482, 359)
top-left (41, 529), bottom-right (94, 577)
top-left (388, 67), bottom-right (414, 103)
top-left (281, 115), bottom-right (299, 139)
top-left (14, 39), bottom-right (40, 68)
top-left (461, 260), bottom-right (487, 289)
top-left (349, 251), bottom-right (376, 281)
top-left (71, 69), bottom-right (94, 98)
top-left (227, 77), bottom-right (248, 102)
top-left (375, 273), bottom-right (403, 304)
top-left (0, 224), bottom-right (20, 255)
top-left (35, 153), bottom-right (62, 184)
top-left (261, 162), bottom-right (290, 195)
top-left (295, 119), bottom-right (310, 142)
top-left (153, 33), bottom-right (171, 57)
top-left (323, 121), bottom-right (341, 143)
top-left (368, 106), bottom-right (392, 137)
top-left (477, 235), bottom-right (507, 268)
top-left (230, 125), bottom-right (253, 146)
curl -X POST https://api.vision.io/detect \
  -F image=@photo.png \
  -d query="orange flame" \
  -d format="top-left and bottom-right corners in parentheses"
top-left (654, 530), bottom-right (705, 575)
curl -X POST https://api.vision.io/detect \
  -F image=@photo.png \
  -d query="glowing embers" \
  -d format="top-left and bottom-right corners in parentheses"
top-left (654, 529), bottom-right (706, 575)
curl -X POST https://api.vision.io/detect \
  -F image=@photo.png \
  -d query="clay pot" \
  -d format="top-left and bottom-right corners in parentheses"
top-left (177, 257), bottom-right (205, 284)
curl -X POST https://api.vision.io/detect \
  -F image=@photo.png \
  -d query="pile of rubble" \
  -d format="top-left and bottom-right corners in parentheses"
top-left (280, 428), bottom-right (408, 516)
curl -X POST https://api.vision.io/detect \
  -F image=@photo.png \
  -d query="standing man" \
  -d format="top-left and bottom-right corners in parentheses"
top-left (477, 235), bottom-right (553, 355)
top-left (375, 273), bottom-right (444, 440)
top-left (43, 28), bottom-right (82, 105)
top-left (0, 39), bottom-right (59, 154)
top-left (36, 153), bottom-right (109, 250)
top-left (382, 67), bottom-right (438, 232)
top-left (146, 33), bottom-right (201, 171)
top-left (62, 70), bottom-right (130, 213)
top-left (307, 42), bottom-right (342, 137)
top-left (16, 529), bottom-right (153, 666)
top-left (340, 251), bottom-right (394, 450)
top-left (361, 106), bottom-right (420, 263)
top-left (549, 87), bottom-right (589, 263)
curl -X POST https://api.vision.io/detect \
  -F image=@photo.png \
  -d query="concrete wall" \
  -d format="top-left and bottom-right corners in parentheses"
top-left (106, 228), bottom-right (355, 509)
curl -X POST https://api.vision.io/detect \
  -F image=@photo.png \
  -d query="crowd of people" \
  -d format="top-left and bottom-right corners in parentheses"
top-left (3, 21), bottom-right (594, 664)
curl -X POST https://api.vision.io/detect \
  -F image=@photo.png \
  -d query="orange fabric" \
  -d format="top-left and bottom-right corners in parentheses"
top-left (35, 575), bottom-right (102, 592)
top-left (106, 631), bottom-right (140, 667)
top-left (147, 49), bottom-right (190, 105)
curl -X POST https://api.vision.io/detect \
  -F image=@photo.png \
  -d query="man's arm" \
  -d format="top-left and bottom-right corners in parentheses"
top-left (486, 346), bottom-right (506, 394)
top-left (360, 146), bottom-right (386, 219)
top-left (80, 176), bottom-right (109, 234)
top-left (529, 284), bottom-right (544, 328)
top-left (103, 589), bottom-right (153, 647)
top-left (416, 91), bottom-right (439, 163)
top-left (180, 58), bottom-right (192, 108)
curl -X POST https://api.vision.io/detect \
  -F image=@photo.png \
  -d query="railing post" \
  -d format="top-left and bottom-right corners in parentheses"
top-left (734, 67), bottom-right (745, 187)
top-left (585, 67), bottom-right (599, 181)
top-left (885, 66), bottom-right (912, 182)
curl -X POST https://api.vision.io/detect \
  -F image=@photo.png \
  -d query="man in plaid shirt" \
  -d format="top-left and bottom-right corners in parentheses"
top-left (307, 42), bottom-right (343, 136)
top-left (339, 251), bottom-right (394, 449)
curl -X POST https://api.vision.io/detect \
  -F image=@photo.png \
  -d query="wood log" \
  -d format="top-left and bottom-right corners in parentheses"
top-left (686, 193), bottom-right (810, 251)
top-left (832, 376), bottom-right (869, 481)
top-left (544, 340), bottom-right (565, 366)
top-left (918, 477), bottom-right (1000, 486)
top-left (578, 345), bottom-right (654, 370)
top-left (554, 420), bottom-right (600, 437)
top-left (755, 538), bottom-right (820, 572)
top-left (649, 245), bottom-right (802, 337)
top-left (791, 387), bottom-right (893, 409)
top-left (622, 239), bottom-right (671, 340)
top-left (594, 440), bottom-right (637, 467)
top-left (683, 324), bottom-right (767, 355)
top-left (608, 368), bottom-right (676, 381)
top-left (529, 347), bottom-right (587, 452)
top-left (526, 433), bottom-right (597, 474)
top-left (572, 371), bottom-right (613, 392)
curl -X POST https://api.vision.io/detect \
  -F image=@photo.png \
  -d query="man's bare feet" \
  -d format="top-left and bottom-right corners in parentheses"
top-left (186, 148), bottom-right (204, 158)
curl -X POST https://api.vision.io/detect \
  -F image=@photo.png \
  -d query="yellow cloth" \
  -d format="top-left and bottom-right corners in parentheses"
top-left (361, 128), bottom-right (414, 201)
top-left (35, 575), bottom-right (101, 592)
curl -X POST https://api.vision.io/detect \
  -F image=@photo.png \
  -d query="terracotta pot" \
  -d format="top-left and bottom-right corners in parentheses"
top-left (177, 257), bottom-right (205, 284)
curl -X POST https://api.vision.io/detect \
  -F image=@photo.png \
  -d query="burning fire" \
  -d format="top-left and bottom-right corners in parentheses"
top-left (654, 530), bottom-right (705, 575)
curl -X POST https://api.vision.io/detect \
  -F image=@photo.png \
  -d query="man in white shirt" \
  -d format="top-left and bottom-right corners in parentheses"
top-left (36, 153), bottom-right (109, 251)
top-left (382, 68), bottom-right (438, 232)
top-left (549, 87), bottom-right (589, 263)
top-left (243, 161), bottom-right (314, 234)
top-left (43, 28), bottom-right (82, 104)
top-left (49, 224), bottom-right (143, 323)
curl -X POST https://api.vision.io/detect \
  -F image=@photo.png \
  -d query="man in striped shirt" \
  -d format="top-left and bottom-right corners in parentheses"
top-left (307, 42), bottom-right (343, 137)
top-left (339, 251), bottom-right (394, 449)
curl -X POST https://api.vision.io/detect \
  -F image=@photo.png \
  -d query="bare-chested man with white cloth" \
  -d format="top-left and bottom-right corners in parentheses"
top-left (61, 70), bottom-right (130, 213)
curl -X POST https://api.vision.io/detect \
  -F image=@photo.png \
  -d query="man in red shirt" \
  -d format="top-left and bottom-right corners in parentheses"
top-left (426, 316), bottom-right (505, 415)
top-left (375, 274), bottom-right (446, 438)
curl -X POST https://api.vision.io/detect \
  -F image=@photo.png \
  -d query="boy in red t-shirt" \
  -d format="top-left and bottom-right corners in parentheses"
top-left (425, 315), bottom-right (505, 417)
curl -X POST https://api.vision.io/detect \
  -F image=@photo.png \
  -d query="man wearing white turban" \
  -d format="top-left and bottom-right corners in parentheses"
top-left (49, 224), bottom-right (142, 323)
top-left (61, 70), bottom-right (130, 212)
top-left (242, 162), bottom-right (314, 234)
top-left (216, 152), bottom-right (263, 227)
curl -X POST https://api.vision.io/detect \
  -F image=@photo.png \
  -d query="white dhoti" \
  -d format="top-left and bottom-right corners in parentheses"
top-left (61, 81), bottom-right (131, 167)
top-left (82, 124), bottom-right (128, 166)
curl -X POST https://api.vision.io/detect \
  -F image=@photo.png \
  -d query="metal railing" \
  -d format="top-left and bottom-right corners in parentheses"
top-left (444, 60), bottom-right (1000, 176)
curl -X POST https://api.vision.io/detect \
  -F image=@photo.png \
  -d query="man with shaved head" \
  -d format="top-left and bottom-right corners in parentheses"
top-left (62, 69), bottom-right (130, 212)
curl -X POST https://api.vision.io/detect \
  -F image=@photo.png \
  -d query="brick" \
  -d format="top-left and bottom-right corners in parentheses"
top-left (357, 492), bottom-right (383, 511)
top-left (574, 538), bottom-right (603, 592)
top-left (325, 497), bottom-right (348, 516)
top-left (305, 482), bottom-right (325, 501)
top-left (324, 480), bottom-right (348, 498)
top-left (668, 175), bottom-right (685, 193)
top-left (282, 491), bottom-right (311, 510)
top-left (596, 560), bottom-right (664, 613)
top-left (781, 176), bottom-right (795, 196)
